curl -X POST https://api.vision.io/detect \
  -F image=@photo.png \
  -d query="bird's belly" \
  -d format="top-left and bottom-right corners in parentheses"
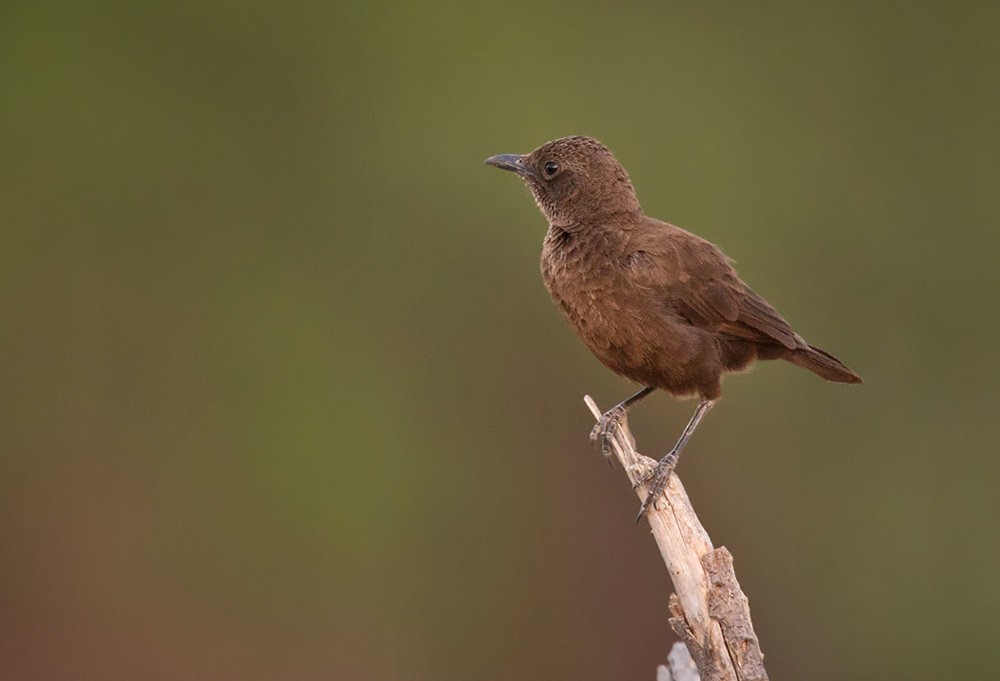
top-left (548, 280), bottom-right (713, 397)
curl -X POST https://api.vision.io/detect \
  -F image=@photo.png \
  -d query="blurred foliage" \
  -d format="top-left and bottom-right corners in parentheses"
top-left (2, 1), bottom-right (999, 679)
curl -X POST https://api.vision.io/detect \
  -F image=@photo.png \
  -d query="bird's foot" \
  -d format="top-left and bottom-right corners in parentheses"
top-left (633, 450), bottom-right (679, 522)
top-left (589, 406), bottom-right (626, 459)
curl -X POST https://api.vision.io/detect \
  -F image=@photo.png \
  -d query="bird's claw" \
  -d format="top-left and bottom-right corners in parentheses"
top-left (590, 406), bottom-right (625, 458)
top-left (633, 450), bottom-right (679, 522)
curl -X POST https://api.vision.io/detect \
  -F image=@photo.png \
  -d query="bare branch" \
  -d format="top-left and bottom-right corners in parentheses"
top-left (584, 396), bottom-right (767, 681)
top-left (657, 642), bottom-right (700, 681)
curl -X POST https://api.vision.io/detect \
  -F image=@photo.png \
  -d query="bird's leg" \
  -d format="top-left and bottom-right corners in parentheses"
top-left (635, 398), bottom-right (715, 521)
top-left (590, 386), bottom-right (655, 458)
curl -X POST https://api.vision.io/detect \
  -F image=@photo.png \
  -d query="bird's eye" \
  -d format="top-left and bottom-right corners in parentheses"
top-left (543, 161), bottom-right (559, 177)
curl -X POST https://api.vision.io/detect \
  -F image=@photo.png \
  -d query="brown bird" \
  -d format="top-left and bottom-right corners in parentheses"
top-left (486, 136), bottom-right (861, 520)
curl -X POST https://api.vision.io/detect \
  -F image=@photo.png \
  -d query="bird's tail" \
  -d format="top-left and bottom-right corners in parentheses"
top-left (787, 344), bottom-right (863, 384)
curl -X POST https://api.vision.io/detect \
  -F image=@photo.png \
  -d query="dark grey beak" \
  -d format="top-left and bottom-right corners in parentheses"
top-left (485, 153), bottom-right (533, 178)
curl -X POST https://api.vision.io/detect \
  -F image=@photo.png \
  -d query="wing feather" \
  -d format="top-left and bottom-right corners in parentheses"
top-left (631, 220), bottom-right (799, 349)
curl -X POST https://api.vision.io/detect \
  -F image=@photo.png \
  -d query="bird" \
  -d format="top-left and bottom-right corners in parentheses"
top-left (485, 135), bottom-right (861, 520)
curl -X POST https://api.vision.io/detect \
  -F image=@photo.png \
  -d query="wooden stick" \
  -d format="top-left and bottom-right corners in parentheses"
top-left (584, 396), bottom-right (768, 681)
top-left (657, 642), bottom-right (699, 681)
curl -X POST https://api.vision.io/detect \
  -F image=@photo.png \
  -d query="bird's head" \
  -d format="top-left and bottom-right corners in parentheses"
top-left (485, 136), bottom-right (641, 229)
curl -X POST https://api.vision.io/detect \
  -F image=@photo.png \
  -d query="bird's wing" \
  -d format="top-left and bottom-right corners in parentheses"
top-left (631, 222), bottom-right (799, 349)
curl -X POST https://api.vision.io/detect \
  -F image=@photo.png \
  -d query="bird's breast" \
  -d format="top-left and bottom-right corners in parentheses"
top-left (540, 234), bottom-right (618, 331)
top-left (539, 228), bottom-right (712, 394)
top-left (542, 235), bottom-right (663, 364)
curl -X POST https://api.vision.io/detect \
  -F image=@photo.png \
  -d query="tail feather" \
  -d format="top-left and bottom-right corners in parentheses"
top-left (787, 344), bottom-right (863, 384)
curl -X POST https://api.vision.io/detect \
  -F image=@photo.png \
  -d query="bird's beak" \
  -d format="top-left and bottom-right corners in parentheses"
top-left (485, 153), bottom-right (533, 178)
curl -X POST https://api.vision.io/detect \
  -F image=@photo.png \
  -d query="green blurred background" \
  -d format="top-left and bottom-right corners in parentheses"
top-left (3, 1), bottom-right (999, 679)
